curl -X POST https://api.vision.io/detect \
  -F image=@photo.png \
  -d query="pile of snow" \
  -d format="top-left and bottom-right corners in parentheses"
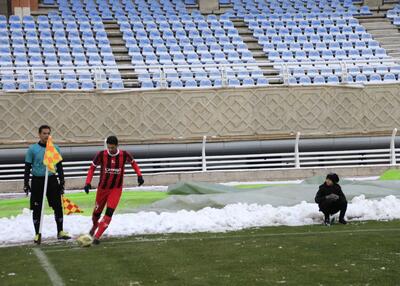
top-left (1, 195), bottom-right (400, 246)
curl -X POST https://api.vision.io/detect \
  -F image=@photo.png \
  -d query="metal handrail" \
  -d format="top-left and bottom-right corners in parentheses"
top-left (0, 145), bottom-right (398, 180)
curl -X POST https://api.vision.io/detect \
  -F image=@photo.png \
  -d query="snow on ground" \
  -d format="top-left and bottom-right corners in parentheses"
top-left (1, 195), bottom-right (400, 246)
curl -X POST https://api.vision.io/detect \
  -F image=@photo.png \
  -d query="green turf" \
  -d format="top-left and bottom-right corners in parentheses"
top-left (1, 220), bottom-right (400, 285)
top-left (0, 184), bottom-right (277, 218)
top-left (0, 191), bottom-right (168, 218)
top-left (379, 169), bottom-right (400, 180)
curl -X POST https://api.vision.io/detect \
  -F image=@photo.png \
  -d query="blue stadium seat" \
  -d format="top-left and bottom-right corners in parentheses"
top-left (35, 82), bottom-right (48, 90)
top-left (50, 82), bottom-right (64, 89)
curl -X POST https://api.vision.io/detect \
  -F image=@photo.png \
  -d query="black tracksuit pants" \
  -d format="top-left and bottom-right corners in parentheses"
top-left (30, 176), bottom-right (63, 234)
top-left (318, 199), bottom-right (347, 220)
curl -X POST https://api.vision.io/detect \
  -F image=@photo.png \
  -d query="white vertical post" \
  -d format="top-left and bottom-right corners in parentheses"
top-left (38, 167), bottom-right (49, 242)
top-left (341, 62), bottom-right (348, 83)
top-left (283, 64), bottom-right (289, 85)
top-left (202, 135), bottom-right (207, 172)
top-left (160, 68), bottom-right (167, 88)
top-left (390, 128), bottom-right (397, 166)
top-left (295, 132), bottom-right (301, 168)
top-left (94, 67), bottom-right (100, 88)
top-left (221, 67), bottom-right (227, 87)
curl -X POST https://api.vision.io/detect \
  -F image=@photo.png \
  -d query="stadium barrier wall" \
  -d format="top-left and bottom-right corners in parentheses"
top-left (1, 84), bottom-right (400, 145)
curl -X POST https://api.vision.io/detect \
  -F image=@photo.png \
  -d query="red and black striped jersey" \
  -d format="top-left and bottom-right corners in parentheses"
top-left (85, 150), bottom-right (142, 189)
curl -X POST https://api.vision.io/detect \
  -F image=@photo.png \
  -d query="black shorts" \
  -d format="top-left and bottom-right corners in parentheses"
top-left (30, 176), bottom-right (62, 210)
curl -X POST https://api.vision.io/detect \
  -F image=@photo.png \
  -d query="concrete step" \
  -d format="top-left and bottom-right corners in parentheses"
top-left (236, 27), bottom-right (253, 33)
top-left (253, 51), bottom-right (268, 58)
top-left (232, 17), bottom-right (282, 81)
top-left (124, 83), bottom-right (141, 88)
top-left (376, 37), bottom-right (400, 44)
top-left (357, 13), bottom-right (400, 58)
top-left (116, 60), bottom-right (132, 66)
top-left (267, 77), bottom-right (284, 84)
top-left (103, 20), bottom-right (118, 25)
top-left (112, 47), bottom-right (128, 53)
top-left (120, 72), bottom-right (138, 78)
top-left (109, 39), bottom-right (125, 45)
top-left (361, 23), bottom-right (396, 29)
top-left (105, 30), bottom-right (122, 37)
top-left (381, 43), bottom-right (400, 49)
top-left (114, 55), bottom-right (131, 61)
top-left (246, 42), bottom-right (263, 49)
top-left (104, 24), bottom-right (120, 29)
top-left (240, 36), bottom-right (258, 42)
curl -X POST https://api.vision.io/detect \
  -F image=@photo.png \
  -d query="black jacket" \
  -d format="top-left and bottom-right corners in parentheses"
top-left (315, 183), bottom-right (347, 204)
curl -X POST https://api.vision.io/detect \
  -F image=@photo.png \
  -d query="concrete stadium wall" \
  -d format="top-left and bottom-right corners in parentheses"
top-left (1, 165), bottom-right (397, 193)
top-left (0, 84), bottom-right (400, 146)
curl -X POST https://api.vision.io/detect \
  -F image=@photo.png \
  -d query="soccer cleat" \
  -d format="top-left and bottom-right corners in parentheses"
top-left (57, 231), bottom-right (71, 240)
top-left (34, 234), bottom-right (41, 245)
top-left (92, 238), bottom-right (100, 245)
top-left (339, 218), bottom-right (347, 225)
top-left (324, 216), bottom-right (330, 226)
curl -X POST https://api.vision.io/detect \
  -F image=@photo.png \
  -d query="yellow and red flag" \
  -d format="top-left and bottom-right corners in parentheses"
top-left (43, 136), bottom-right (63, 173)
top-left (63, 196), bottom-right (83, 215)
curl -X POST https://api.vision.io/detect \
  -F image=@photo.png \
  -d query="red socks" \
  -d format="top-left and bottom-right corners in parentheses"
top-left (94, 215), bottom-right (111, 239)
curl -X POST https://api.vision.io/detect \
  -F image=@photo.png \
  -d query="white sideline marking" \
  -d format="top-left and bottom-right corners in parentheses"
top-left (43, 227), bottom-right (400, 253)
top-left (33, 248), bottom-right (65, 286)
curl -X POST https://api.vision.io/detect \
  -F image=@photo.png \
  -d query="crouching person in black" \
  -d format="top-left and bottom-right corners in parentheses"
top-left (315, 173), bottom-right (347, 226)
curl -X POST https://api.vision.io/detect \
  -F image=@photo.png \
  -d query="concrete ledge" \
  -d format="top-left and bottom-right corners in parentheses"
top-left (1, 166), bottom-right (396, 194)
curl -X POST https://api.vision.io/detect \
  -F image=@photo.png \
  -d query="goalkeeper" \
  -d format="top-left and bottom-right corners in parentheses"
top-left (315, 173), bottom-right (347, 226)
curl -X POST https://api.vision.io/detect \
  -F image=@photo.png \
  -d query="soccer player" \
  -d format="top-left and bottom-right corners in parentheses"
top-left (84, 135), bottom-right (144, 244)
top-left (24, 125), bottom-right (71, 244)
top-left (315, 173), bottom-right (347, 226)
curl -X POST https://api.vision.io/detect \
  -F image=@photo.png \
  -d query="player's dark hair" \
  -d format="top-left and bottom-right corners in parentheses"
top-left (106, 136), bottom-right (118, 145)
top-left (38, 125), bottom-right (51, 134)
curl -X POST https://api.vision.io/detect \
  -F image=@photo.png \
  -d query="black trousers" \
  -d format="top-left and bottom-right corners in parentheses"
top-left (318, 199), bottom-right (347, 220)
top-left (30, 176), bottom-right (63, 234)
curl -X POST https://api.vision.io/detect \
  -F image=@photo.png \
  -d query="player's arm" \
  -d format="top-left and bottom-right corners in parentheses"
top-left (84, 152), bottom-right (101, 194)
top-left (314, 186), bottom-right (326, 204)
top-left (24, 147), bottom-right (33, 196)
top-left (336, 185), bottom-right (347, 202)
top-left (126, 152), bottom-right (144, 186)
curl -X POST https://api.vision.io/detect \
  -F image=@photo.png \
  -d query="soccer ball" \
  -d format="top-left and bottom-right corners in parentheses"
top-left (76, 234), bottom-right (93, 247)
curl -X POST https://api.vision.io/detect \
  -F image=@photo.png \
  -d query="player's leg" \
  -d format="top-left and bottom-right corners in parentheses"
top-left (46, 176), bottom-right (70, 239)
top-left (89, 188), bottom-right (108, 236)
top-left (337, 199), bottom-right (348, 224)
top-left (318, 200), bottom-right (332, 225)
top-left (30, 177), bottom-right (44, 243)
top-left (93, 187), bottom-right (122, 243)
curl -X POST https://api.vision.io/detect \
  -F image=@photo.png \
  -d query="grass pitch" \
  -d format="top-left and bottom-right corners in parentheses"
top-left (1, 220), bottom-right (399, 286)
top-left (0, 191), bottom-right (168, 218)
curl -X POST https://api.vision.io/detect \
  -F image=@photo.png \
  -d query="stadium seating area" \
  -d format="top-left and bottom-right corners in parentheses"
top-left (225, 0), bottom-right (400, 84)
top-left (387, 3), bottom-right (400, 26)
top-left (0, 0), bottom-right (400, 90)
top-left (0, 12), bottom-right (123, 90)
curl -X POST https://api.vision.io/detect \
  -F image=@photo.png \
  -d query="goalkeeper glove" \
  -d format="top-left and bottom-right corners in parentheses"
top-left (326, 193), bottom-right (339, 201)
top-left (138, 176), bottom-right (144, 186)
top-left (23, 184), bottom-right (31, 196)
top-left (84, 184), bottom-right (91, 194)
